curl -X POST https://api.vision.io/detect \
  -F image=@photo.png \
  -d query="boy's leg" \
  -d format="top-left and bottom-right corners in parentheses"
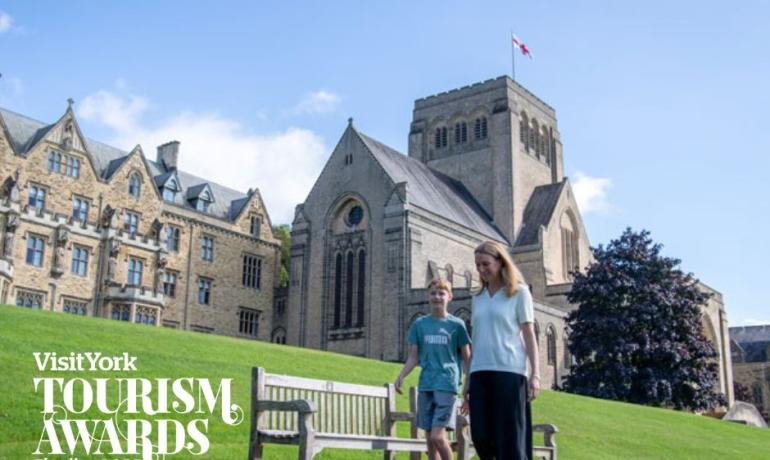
top-left (429, 426), bottom-right (453, 460)
top-left (429, 391), bottom-right (456, 460)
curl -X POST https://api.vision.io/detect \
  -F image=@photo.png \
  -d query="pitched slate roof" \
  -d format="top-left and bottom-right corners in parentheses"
top-left (355, 129), bottom-right (508, 243)
top-left (515, 181), bottom-right (567, 246)
top-left (0, 106), bottom-right (251, 222)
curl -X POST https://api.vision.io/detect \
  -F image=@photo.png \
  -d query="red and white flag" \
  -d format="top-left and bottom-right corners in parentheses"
top-left (512, 34), bottom-right (533, 59)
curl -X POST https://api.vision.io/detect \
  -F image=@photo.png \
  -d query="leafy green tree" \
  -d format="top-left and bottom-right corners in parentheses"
top-left (272, 225), bottom-right (291, 288)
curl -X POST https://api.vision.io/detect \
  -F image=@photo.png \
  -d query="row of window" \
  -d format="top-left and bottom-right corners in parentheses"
top-left (111, 304), bottom-right (158, 326)
top-left (27, 177), bottom-right (262, 241)
top-left (48, 151), bottom-right (80, 179)
top-left (24, 236), bottom-right (262, 291)
top-left (46, 151), bottom-right (218, 215)
top-left (14, 288), bottom-right (260, 337)
top-left (519, 114), bottom-right (552, 163)
top-left (434, 117), bottom-right (488, 149)
top-left (15, 289), bottom-right (88, 315)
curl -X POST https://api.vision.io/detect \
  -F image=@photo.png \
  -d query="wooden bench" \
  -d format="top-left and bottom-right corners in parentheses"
top-left (249, 367), bottom-right (426, 459)
top-left (406, 387), bottom-right (559, 460)
top-left (248, 367), bottom-right (558, 460)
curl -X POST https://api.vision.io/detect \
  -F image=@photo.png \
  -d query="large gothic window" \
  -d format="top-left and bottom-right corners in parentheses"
top-left (328, 198), bottom-right (369, 335)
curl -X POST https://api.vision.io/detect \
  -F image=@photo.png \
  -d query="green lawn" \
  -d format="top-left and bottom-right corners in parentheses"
top-left (1, 305), bottom-right (767, 459)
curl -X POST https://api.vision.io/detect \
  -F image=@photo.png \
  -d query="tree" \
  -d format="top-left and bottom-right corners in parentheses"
top-left (564, 228), bottom-right (725, 411)
top-left (272, 225), bottom-right (291, 288)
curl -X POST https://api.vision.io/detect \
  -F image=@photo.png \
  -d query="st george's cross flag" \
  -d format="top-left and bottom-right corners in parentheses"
top-left (512, 34), bottom-right (533, 59)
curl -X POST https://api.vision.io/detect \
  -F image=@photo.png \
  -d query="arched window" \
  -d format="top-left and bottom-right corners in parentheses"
top-left (546, 325), bottom-right (557, 366)
top-left (345, 251), bottom-right (354, 327)
top-left (357, 249), bottom-right (366, 327)
top-left (435, 127), bottom-right (448, 148)
top-left (455, 123), bottom-right (461, 144)
top-left (541, 127), bottom-right (550, 161)
top-left (563, 337), bottom-right (571, 368)
top-left (560, 212), bottom-right (579, 279)
top-left (461, 122), bottom-right (467, 143)
top-left (128, 173), bottom-right (142, 198)
top-left (334, 253), bottom-right (342, 328)
top-left (534, 321), bottom-right (541, 345)
top-left (528, 120), bottom-right (536, 153)
top-left (445, 264), bottom-right (454, 285)
top-left (519, 112), bottom-right (529, 146)
top-left (531, 120), bottom-right (540, 156)
top-left (464, 270), bottom-right (473, 288)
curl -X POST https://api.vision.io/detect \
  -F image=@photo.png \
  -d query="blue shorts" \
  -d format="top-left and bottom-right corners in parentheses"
top-left (417, 390), bottom-right (457, 431)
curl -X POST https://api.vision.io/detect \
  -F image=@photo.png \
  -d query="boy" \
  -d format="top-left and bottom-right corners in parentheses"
top-left (395, 278), bottom-right (471, 460)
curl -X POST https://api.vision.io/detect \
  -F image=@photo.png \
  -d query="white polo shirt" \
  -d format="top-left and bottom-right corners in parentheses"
top-left (469, 284), bottom-right (534, 377)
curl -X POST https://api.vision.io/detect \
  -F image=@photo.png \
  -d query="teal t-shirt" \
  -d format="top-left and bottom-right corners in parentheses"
top-left (407, 314), bottom-right (471, 393)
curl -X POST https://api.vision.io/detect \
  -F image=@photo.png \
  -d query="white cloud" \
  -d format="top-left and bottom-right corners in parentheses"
top-left (571, 171), bottom-right (612, 214)
top-left (0, 12), bottom-right (12, 33)
top-left (77, 88), bottom-right (328, 225)
top-left (286, 90), bottom-right (341, 116)
top-left (79, 90), bottom-right (149, 133)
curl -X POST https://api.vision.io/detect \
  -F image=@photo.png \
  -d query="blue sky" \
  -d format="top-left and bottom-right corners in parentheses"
top-left (0, 1), bottom-right (767, 327)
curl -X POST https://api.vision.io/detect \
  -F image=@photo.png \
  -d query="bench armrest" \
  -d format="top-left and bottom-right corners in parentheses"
top-left (256, 399), bottom-right (317, 414)
top-left (533, 423), bottom-right (558, 447)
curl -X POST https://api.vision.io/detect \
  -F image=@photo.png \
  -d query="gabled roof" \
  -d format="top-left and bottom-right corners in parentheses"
top-left (187, 183), bottom-right (214, 202)
top-left (354, 128), bottom-right (508, 243)
top-left (515, 181), bottom-right (567, 246)
top-left (0, 105), bottom-right (253, 223)
top-left (0, 107), bottom-right (55, 153)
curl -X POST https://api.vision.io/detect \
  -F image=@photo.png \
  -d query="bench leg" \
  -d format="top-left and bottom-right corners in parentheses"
top-left (383, 450), bottom-right (396, 460)
top-left (249, 442), bottom-right (263, 460)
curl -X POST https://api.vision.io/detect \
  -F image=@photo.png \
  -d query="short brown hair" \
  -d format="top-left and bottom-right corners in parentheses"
top-left (427, 277), bottom-right (453, 295)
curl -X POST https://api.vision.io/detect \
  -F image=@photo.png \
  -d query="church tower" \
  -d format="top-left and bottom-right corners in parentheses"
top-left (408, 75), bottom-right (564, 244)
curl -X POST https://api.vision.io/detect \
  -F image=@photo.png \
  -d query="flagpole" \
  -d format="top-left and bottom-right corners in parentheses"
top-left (511, 31), bottom-right (516, 81)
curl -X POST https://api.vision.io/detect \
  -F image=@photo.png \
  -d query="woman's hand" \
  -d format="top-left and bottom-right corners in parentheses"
top-left (394, 375), bottom-right (404, 394)
top-left (459, 392), bottom-right (470, 416)
top-left (528, 375), bottom-right (540, 401)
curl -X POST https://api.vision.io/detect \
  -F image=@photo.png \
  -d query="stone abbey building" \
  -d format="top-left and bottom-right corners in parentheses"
top-left (286, 75), bottom-right (734, 401)
top-left (0, 103), bottom-right (282, 341)
top-left (1, 75), bottom-right (734, 403)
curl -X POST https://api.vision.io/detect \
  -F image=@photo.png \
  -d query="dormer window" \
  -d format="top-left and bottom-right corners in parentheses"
top-left (188, 185), bottom-right (214, 213)
top-left (161, 178), bottom-right (180, 202)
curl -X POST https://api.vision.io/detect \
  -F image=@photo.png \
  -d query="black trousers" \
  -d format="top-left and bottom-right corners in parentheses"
top-left (469, 371), bottom-right (532, 460)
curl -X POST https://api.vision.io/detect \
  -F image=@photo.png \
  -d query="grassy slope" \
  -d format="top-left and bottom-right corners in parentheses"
top-left (0, 305), bottom-right (767, 459)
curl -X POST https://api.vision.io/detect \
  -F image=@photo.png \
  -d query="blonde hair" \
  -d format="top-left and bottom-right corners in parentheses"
top-left (427, 277), bottom-right (453, 295)
top-left (473, 241), bottom-right (518, 297)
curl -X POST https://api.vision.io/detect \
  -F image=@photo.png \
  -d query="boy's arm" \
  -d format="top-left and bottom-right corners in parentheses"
top-left (395, 345), bottom-right (420, 394)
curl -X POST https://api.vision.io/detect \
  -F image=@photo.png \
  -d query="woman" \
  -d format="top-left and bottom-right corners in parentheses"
top-left (462, 240), bottom-right (540, 460)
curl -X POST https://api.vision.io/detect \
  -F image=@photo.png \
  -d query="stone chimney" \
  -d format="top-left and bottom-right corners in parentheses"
top-left (157, 141), bottom-right (180, 170)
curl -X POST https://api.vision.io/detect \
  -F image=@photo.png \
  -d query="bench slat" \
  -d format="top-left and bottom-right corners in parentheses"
top-left (266, 373), bottom-right (389, 398)
top-left (314, 432), bottom-right (428, 453)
